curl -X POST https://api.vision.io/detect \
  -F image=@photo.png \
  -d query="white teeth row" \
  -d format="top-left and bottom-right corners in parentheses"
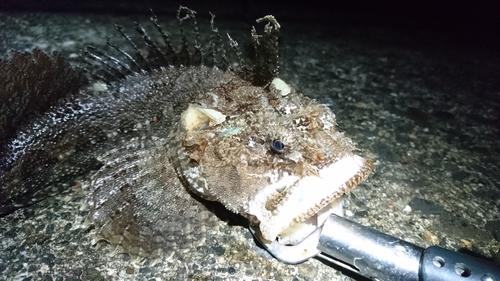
top-left (249, 155), bottom-right (367, 241)
top-left (277, 197), bottom-right (343, 246)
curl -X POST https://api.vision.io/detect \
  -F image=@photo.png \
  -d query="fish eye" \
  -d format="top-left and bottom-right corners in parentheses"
top-left (271, 139), bottom-right (285, 153)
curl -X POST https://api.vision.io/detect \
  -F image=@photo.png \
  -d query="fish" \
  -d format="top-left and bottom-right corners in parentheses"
top-left (0, 6), bottom-right (373, 259)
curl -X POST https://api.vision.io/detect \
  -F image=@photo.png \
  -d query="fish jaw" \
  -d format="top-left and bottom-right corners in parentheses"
top-left (244, 155), bottom-right (373, 242)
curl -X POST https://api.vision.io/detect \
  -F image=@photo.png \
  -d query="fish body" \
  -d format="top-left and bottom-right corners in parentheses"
top-left (0, 7), bottom-right (372, 258)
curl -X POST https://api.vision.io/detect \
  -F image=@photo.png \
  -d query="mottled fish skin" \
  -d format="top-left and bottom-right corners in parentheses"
top-left (0, 7), bottom-right (373, 257)
top-left (87, 67), bottom-right (243, 256)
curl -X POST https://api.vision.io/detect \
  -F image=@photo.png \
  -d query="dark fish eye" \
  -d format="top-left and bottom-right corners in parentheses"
top-left (271, 139), bottom-right (285, 153)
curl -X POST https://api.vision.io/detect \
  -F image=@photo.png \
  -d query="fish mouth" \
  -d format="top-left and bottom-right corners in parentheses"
top-left (246, 155), bottom-right (373, 250)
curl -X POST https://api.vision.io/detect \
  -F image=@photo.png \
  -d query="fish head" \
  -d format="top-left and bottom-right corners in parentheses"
top-left (168, 76), bottom-right (373, 244)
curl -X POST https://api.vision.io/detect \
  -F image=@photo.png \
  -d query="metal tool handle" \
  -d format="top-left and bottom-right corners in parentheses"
top-left (318, 214), bottom-right (500, 281)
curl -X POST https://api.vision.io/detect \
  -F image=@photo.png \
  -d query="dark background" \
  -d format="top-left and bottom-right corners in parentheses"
top-left (2, 0), bottom-right (499, 50)
top-left (1, 0), bottom-right (499, 30)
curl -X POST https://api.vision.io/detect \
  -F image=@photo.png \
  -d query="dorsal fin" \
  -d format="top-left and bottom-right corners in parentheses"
top-left (83, 6), bottom-right (280, 86)
top-left (250, 15), bottom-right (281, 85)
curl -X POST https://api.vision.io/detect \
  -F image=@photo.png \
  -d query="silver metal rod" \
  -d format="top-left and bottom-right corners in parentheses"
top-left (318, 214), bottom-right (423, 281)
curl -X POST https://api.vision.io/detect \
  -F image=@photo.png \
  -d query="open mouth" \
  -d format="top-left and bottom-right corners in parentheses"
top-left (246, 155), bottom-right (373, 262)
top-left (249, 197), bottom-right (344, 264)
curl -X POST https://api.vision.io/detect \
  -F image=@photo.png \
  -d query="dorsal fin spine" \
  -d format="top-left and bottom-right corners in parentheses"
top-left (83, 6), bottom-right (280, 86)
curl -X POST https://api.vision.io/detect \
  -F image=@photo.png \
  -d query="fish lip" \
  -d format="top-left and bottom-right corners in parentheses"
top-left (247, 155), bottom-right (373, 242)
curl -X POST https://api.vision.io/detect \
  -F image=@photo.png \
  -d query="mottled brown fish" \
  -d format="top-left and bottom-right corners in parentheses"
top-left (0, 7), bottom-right (372, 258)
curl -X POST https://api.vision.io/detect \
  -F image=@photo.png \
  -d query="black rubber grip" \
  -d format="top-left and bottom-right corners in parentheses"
top-left (419, 246), bottom-right (500, 281)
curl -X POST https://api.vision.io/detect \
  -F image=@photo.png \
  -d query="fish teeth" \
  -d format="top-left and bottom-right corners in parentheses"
top-left (247, 155), bottom-right (372, 241)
